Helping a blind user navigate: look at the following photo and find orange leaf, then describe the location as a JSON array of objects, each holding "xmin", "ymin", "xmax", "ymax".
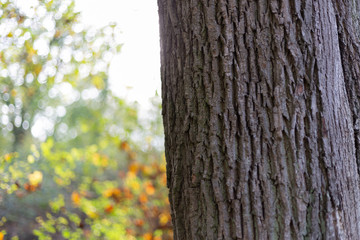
[
  {"xmin": 143, "ymin": 233, "xmax": 152, "ymax": 240},
  {"xmin": 161, "ymin": 173, "xmax": 167, "ymax": 186},
  {"xmin": 145, "ymin": 183, "xmax": 155, "ymax": 196},
  {"xmin": 103, "ymin": 188, "xmax": 122, "ymax": 203},
  {"xmin": 139, "ymin": 193, "xmax": 148, "ymax": 204},
  {"xmin": 101, "ymin": 155, "xmax": 109, "ymax": 167},
  {"xmin": 134, "ymin": 219, "xmax": 144, "ymax": 227},
  {"xmin": 104, "ymin": 204, "xmax": 114, "ymax": 214},
  {"xmin": 104, "ymin": 188, "xmax": 120, "ymax": 197},
  {"xmin": 71, "ymin": 192, "xmax": 81, "ymax": 206},
  {"xmin": 123, "ymin": 187, "xmax": 133, "ymax": 199},
  {"xmin": 128, "ymin": 163, "xmax": 139, "ymax": 174},
  {"xmin": 119, "ymin": 141, "xmax": 130, "ymax": 152},
  {"xmin": 128, "ymin": 151, "xmax": 137, "ymax": 160},
  {"xmin": 24, "ymin": 182, "xmax": 38, "ymax": 192}
]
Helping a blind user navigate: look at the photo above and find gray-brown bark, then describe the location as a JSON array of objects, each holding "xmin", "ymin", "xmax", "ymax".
[{"xmin": 158, "ymin": 0, "xmax": 360, "ymax": 239}]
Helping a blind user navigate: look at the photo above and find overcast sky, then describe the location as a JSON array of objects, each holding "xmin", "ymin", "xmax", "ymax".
[{"xmin": 75, "ymin": 0, "xmax": 161, "ymax": 109}]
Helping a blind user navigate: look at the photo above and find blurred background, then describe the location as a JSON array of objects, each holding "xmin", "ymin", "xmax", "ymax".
[
  {"xmin": 75, "ymin": 0, "xmax": 161, "ymax": 109},
  {"xmin": 0, "ymin": 0, "xmax": 171, "ymax": 239}
]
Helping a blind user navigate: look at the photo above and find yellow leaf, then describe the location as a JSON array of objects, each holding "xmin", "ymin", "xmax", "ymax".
[
  {"xmin": 25, "ymin": 41, "xmax": 37, "ymax": 62},
  {"xmin": 92, "ymin": 153, "xmax": 101, "ymax": 166},
  {"xmin": 161, "ymin": 173, "xmax": 167, "ymax": 186},
  {"xmin": 92, "ymin": 153, "xmax": 109, "ymax": 167},
  {"xmin": 4, "ymin": 153, "xmax": 12, "ymax": 162},
  {"xmin": 10, "ymin": 89, "xmax": 16, "ymax": 97},
  {"xmin": 129, "ymin": 180, "xmax": 140, "ymax": 191},
  {"xmin": 54, "ymin": 177, "xmax": 65, "ymax": 186},
  {"xmin": 0, "ymin": 232, "xmax": 4, "ymax": 240},
  {"xmin": 27, "ymin": 155, "xmax": 35, "ymax": 164},
  {"xmin": 103, "ymin": 188, "xmax": 121, "ymax": 199},
  {"xmin": 92, "ymin": 75, "xmax": 104, "ymax": 89},
  {"xmin": 101, "ymin": 155, "xmax": 108, "ymax": 167},
  {"xmin": 127, "ymin": 171, "xmax": 136, "ymax": 179},
  {"xmin": 142, "ymin": 166, "xmax": 153, "ymax": 177},
  {"xmin": 86, "ymin": 210, "xmax": 98, "ymax": 219},
  {"xmin": 34, "ymin": 64, "xmax": 42, "ymax": 75},
  {"xmin": 28, "ymin": 171, "xmax": 43, "ymax": 186},
  {"xmin": 159, "ymin": 161, "xmax": 166, "ymax": 173},
  {"xmin": 159, "ymin": 213, "xmax": 170, "ymax": 226}
]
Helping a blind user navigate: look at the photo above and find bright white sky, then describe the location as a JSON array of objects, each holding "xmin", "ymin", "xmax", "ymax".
[{"xmin": 75, "ymin": 0, "xmax": 161, "ymax": 109}]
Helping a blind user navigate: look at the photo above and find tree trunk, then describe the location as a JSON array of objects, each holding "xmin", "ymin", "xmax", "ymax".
[{"xmin": 158, "ymin": 0, "xmax": 360, "ymax": 239}]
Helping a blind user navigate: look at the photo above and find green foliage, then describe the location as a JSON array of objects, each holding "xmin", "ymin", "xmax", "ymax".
[
  {"xmin": 0, "ymin": 0, "xmax": 121, "ymax": 152},
  {"xmin": 0, "ymin": 0, "xmax": 171, "ymax": 239}
]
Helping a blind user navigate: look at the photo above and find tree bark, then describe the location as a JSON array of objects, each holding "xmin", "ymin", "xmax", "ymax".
[{"xmin": 158, "ymin": 0, "xmax": 360, "ymax": 239}]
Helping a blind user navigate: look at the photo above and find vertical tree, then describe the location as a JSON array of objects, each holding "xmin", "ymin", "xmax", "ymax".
[{"xmin": 158, "ymin": 0, "xmax": 360, "ymax": 239}]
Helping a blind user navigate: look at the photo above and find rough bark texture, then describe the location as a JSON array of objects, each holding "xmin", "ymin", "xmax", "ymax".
[{"xmin": 158, "ymin": 0, "xmax": 360, "ymax": 239}]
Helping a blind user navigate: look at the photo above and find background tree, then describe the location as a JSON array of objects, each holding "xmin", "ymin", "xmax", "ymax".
[
  {"xmin": 0, "ymin": 0, "xmax": 120, "ymax": 152},
  {"xmin": 158, "ymin": 0, "xmax": 360, "ymax": 239},
  {"xmin": 0, "ymin": 0, "xmax": 171, "ymax": 239}
]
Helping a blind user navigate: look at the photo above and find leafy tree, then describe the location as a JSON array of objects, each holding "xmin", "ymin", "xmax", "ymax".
[{"xmin": 0, "ymin": 0, "xmax": 120, "ymax": 152}]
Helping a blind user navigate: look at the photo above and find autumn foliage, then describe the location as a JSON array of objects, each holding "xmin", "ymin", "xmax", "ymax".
[
  {"xmin": 1, "ymin": 139, "xmax": 172, "ymax": 239},
  {"xmin": 0, "ymin": 0, "xmax": 171, "ymax": 239}
]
